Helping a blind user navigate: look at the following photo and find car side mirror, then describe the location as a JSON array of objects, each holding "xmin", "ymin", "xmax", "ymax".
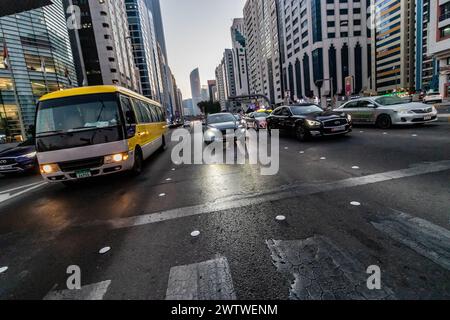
[{"xmin": 367, "ymin": 104, "xmax": 377, "ymax": 109}]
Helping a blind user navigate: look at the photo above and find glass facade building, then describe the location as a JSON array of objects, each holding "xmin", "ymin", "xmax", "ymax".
[{"xmin": 0, "ymin": 0, "xmax": 75, "ymax": 140}]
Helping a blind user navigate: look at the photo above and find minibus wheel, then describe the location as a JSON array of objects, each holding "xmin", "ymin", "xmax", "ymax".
[{"xmin": 132, "ymin": 148, "xmax": 143, "ymax": 175}]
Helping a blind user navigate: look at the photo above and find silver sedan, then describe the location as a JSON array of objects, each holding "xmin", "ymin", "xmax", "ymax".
[{"xmin": 335, "ymin": 96, "xmax": 438, "ymax": 129}]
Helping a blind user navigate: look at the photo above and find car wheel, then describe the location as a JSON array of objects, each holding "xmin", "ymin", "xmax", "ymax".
[
  {"xmin": 295, "ymin": 124, "xmax": 309, "ymax": 142},
  {"xmin": 376, "ymin": 114, "xmax": 392, "ymax": 129},
  {"xmin": 131, "ymin": 148, "xmax": 143, "ymax": 176}
]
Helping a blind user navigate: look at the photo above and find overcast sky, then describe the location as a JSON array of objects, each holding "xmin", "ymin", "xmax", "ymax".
[{"xmin": 160, "ymin": 0, "xmax": 246, "ymax": 100}]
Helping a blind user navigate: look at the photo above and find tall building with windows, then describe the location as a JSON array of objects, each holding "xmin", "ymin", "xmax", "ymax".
[
  {"xmin": 278, "ymin": 0, "xmax": 372, "ymax": 101},
  {"xmin": 71, "ymin": 0, "xmax": 139, "ymax": 91},
  {"xmin": 215, "ymin": 61, "xmax": 228, "ymax": 110},
  {"xmin": 231, "ymin": 18, "xmax": 249, "ymax": 97},
  {"xmin": 372, "ymin": 0, "xmax": 416, "ymax": 93},
  {"xmin": 207, "ymin": 80, "xmax": 217, "ymax": 102},
  {"xmin": 244, "ymin": 0, "xmax": 283, "ymax": 105},
  {"xmin": 190, "ymin": 68, "xmax": 201, "ymax": 116},
  {"xmin": 0, "ymin": 0, "xmax": 76, "ymax": 140},
  {"xmin": 125, "ymin": 0, "xmax": 161, "ymax": 101},
  {"xmin": 145, "ymin": 0, "xmax": 168, "ymax": 63},
  {"xmin": 429, "ymin": 0, "xmax": 450, "ymax": 97}
]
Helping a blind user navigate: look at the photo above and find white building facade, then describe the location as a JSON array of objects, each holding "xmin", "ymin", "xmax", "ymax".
[{"xmin": 278, "ymin": 0, "xmax": 372, "ymax": 101}]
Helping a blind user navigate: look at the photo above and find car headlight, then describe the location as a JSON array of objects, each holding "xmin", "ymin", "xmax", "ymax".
[
  {"xmin": 40, "ymin": 163, "xmax": 60, "ymax": 174},
  {"xmin": 346, "ymin": 114, "xmax": 352, "ymax": 121},
  {"xmin": 104, "ymin": 152, "xmax": 129, "ymax": 164},
  {"xmin": 18, "ymin": 152, "xmax": 37, "ymax": 159},
  {"xmin": 398, "ymin": 109, "xmax": 414, "ymax": 114},
  {"xmin": 306, "ymin": 119, "xmax": 321, "ymax": 127}
]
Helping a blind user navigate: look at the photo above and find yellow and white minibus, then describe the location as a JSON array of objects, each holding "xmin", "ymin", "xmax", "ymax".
[{"xmin": 35, "ymin": 85, "xmax": 168, "ymax": 183}]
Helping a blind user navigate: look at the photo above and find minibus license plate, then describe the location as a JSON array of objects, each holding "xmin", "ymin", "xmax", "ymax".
[{"xmin": 76, "ymin": 169, "xmax": 92, "ymax": 179}]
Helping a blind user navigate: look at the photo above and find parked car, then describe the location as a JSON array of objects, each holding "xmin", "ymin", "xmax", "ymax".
[
  {"xmin": 423, "ymin": 91, "xmax": 443, "ymax": 104},
  {"xmin": 267, "ymin": 104, "xmax": 352, "ymax": 141},
  {"xmin": 203, "ymin": 113, "xmax": 246, "ymax": 144},
  {"xmin": 183, "ymin": 120, "xmax": 191, "ymax": 128},
  {"xmin": 244, "ymin": 112, "xmax": 269, "ymax": 131},
  {"xmin": 0, "ymin": 138, "xmax": 37, "ymax": 174},
  {"xmin": 336, "ymin": 96, "xmax": 438, "ymax": 129}
]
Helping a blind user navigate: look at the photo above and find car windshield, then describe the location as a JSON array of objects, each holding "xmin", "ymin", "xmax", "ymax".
[
  {"xmin": 375, "ymin": 96, "xmax": 406, "ymax": 106},
  {"xmin": 427, "ymin": 92, "xmax": 440, "ymax": 96},
  {"xmin": 291, "ymin": 105, "xmax": 323, "ymax": 115},
  {"xmin": 207, "ymin": 114, "xmax": 236, "ymax": 124},
  {"xmin": 36, "ymin": 93, "xmax": 121, "ymax": 135}
]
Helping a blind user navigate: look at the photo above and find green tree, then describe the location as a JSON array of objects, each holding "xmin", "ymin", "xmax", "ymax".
[{"xmin": 197, "ymin": 101, "xmax": 221, "ymax": 116}]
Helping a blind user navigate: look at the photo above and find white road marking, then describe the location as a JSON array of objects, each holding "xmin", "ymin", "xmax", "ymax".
[
  {"xmin": 191, "ymin": 230, "xmax": 200, "ymax": 237},
  {"xmin": 159, "ymin": 193, "xmax": 166, "ymax": 197},
  {"xmin": 166, "ymin": 256, "xmax": 236, "ymax": 300},
  {"xmin": 412, "ymin": 134, "xmax": 418, "ymax": 137},
  {"xmin": 0, "ymin": 182, "xmax": 47, "ymax": 205},
  {"xmin": 0, "ymin": 181, "xmax": 44, "ymax": 194},
  {"xmin": 0, "ymin": 266, "xmax": 8, "ymax": 274},
  {"xmin": 43, "ymin": 280, "xmax": 111, "ymax": 300},
  {"xmin": 78, "ymin": 160, "xmax": 450, "ymax": 231},
  {"xmin": 372, "ymin": 210, "xmax": 450, "ymax": 271},
  {"xmin": 299, "ymin": 151, "xmax": 305, "ymax": 154},
  {"xmin": 166, "ymin": 178, "xmax": 172, "ymax": 181},
  {"xmin": 266, "ymin": 236, "xmax": 395, "ymax": 300},
  {"xmin": 276, "ymin": 215, "xmax": 286, "ymax": 221},
  {"xmin": 350, "ymin": 201, "xmax": 361, "ymax": 206},
  {"xmin": 320, "ymin": 157, "xmax": 326, "ymax": 160},
  {"xmin": 99, "ymin": 247, "xmax": 111, "ymax": 254},
  {"xmin": 383, "ymin": 132, "xmax": 388, "ymax": 135},
  {"xmin": 352, "ymin": 166, "xmax": 360, "ymax": 170}
]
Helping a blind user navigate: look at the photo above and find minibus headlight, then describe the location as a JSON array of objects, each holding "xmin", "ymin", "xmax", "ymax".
[
  {"xmin": 104, "ymin": 153, "xmax": 129, "ymax": 164},
  {"xmin": 40, "ymin": 163, "xmax": 60, "ymax": 174}
]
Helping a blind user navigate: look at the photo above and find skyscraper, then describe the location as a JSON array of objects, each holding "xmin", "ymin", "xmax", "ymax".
[
  {"xmin": 0, "ymin": 0, "xmax": 76, "ymax": 139},
  {"xmin": 230, "ymin": 18, "xmax": 249, "ymax": 97},
  {"xmin": 278, "ymin": 0, "xmax": 372, "ymax": 100},
  {"xmin": 146, "ymin": 0, "xmax": 168, "ymax": 63},
  {"xmin": 372, "ymin": 0, "xmax": 416, "ymax": 93},
  {"xmin": 71, "ymin": 0, "xmax": 139, "ymax": 91},
  {"xmin": 207, "ymin": 80, "xmax": 218, "ymax": 102},
  {"xmin": 244, "ymin": 0, "xmax": 283, "ymax": 105},
  {"xmin": 125, "ymin": 0, "xmax": 161, "ymax": 101},
  {"xmin": 190, "ymin": 68, "xmax": 201, "ymax": 116}
]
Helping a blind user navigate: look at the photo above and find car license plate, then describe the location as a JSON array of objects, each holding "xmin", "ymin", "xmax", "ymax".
[
  {"xmin": 0, "ymin": 165, "xmax": 13, "ymax": 170},
  {"xmin": 424, "ymin": 115, "xmax": 432, "ymax": 121},
  {"xmin": 331, "ymin": 126, "xmax": 346, "ymax": 132},
  {"xmin": 75, "ymin": 169, "xmax": 92, "ymax": 179}
]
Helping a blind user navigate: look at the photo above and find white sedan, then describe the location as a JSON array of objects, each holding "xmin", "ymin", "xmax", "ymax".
[{"xmin": 336, "ymin": 96, "xmax": 438, "ymax": 129}]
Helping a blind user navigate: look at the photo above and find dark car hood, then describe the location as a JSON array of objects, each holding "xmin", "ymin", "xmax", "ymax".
[
  {"xmin": 208, "ymin": 121, "xmax": 238, "ymax": 130},
  {"xmin": 303, "ymin": 111, "xmax": 346, "ymax": 121},
  {"xmin": 0, "ymin": 145, "xmax": 35, "ymax": 158}
]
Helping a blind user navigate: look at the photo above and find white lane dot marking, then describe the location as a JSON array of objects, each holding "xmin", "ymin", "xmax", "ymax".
[
  {"xmin": 191, "ymin": 230, "xmax": 200, "ymax": 237},
  {"xmin": 320, "ymin": 157, "xmax": 326, "ymax": 160},
  {"xmin": 360, "ymin": 131, "xmax": 364, "ymax": 133},
  {"xmin": 276, "ymin": 215, "xmax": 286, "ymax": 221},
  {"xmin": 412, "ymin": 134, "xmax": 418, "ymax": 137},
  {"xmin": 350, "ymin": 201, "xmax": 361, "ymax": 206},
  {"xmin": 352, "ymin": 166, "xmax": 360, "ymax": 170},
  {"xmin": 284, "ymin": 147, "xmax": 289, "ymax": 150},
  {"xmin": 172, "ymin": 168, "xmax": 176, "ymax": 171},
  {"xmin": 166, "ymin": 178, "xmax": 172, "ymax": 181},
  {"xmin": 159, "ymin": 193, "xmax": 166, "ymax": 197},
  {"xmin": 383, "ymin": 132, "xmax": 388, "ymax": 135},
  {"xmin": 0, "ymin": 266, "xmax": 8, "ymax": 274},
  {"xmin": 299, "ymin": 151, "xmax": 305, "ymax": 154},
  {"xmin": 99, "ymin": 247, "xmax": 111, "ymax": 254}
]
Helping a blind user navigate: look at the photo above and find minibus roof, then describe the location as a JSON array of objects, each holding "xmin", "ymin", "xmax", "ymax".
[{"xmin": 38, "ymin": 85, "xmax": 161, "ymax": 107}]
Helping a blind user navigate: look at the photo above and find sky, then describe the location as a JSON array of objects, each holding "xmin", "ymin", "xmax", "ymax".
[{"xmin": 160, "ymin": 0, "xmax": 246, "ymax": 100}]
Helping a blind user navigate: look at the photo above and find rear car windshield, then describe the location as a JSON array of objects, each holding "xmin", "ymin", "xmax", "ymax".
[{"xmin": 291, "ymin": 105, "xmax": 323, "ymax": 115}]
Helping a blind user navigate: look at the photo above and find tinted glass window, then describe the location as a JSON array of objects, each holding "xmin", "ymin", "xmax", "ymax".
[
  {"xmin": 344, "ymin": 101, "xmax": 359, "ymax": 109},
  {"xmin": 120, "ymin": 96, "xmax": 136, "ymax": 125},
  {"xmin": 291, "ymin": 105, "xmax": 323, "ymax": 115},
  {"xmin": 134, "ymin": 99, "xmax": 151, "ymax": 123}
]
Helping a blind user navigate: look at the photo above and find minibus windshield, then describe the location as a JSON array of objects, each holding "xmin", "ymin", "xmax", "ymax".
[{"xmin": 36, "ymin": 93, "xmax": 122, "ymax": 136}]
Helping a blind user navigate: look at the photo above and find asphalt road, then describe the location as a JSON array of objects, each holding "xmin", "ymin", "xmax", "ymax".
[{"xmin": 0, "ymin": 123, "xmax": 449, "ymax": 300}]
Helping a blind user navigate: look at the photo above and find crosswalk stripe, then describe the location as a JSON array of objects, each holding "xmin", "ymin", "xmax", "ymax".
[
  {"xmin": 43, "ymin": 280, "xmax": 111, "ymax": 300},
  {"xmin": 166, "ymin": 256, "xmax": 236, "ymax": 300},
  {"xmin": 266, "ymin": 236, "xmax": 395, "ymax": 300},
  {"xmin": 372, "ymin": 210, "xmax": 450, "ymax": 271}
]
